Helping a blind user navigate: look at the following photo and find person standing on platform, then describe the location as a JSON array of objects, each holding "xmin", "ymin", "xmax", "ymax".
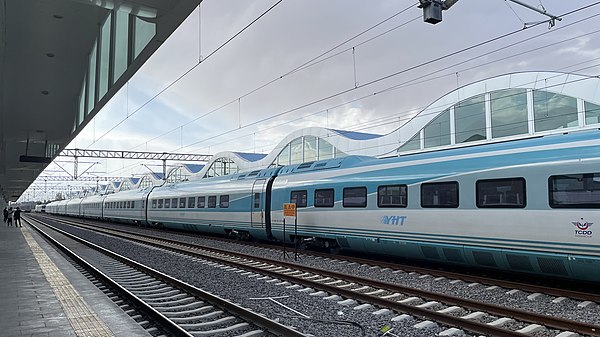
[
  {"xmin": 3, "ymin": 208, "xmax": 7, "ymax": 224},
  {"xmin": 14, "ymin": 207, "xmax": 22, "ymax": 227},
  {"xmin": 7, "ymin": 207, "xmax": 12, "ymax": 226}
]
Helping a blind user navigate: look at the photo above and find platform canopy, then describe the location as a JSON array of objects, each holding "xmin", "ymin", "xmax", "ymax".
[{"xmin": 0, "ymin": 0, "xmax": 202, "ymax": 204}]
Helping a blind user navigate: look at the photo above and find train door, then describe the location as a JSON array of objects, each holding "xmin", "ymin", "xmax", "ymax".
[{"xmin": 251, "ymin": 179, "xmax": 267, "ymax": 228}]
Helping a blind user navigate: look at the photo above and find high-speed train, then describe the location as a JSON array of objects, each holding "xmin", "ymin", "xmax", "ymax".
[{"xmin": 46, "ymin": 130, "xmax": 600, "ymax": 282}]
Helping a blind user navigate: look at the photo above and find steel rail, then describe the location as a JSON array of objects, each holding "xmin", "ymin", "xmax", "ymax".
[
  {"xmin": 28, "ymin": 217, "xmax": 307, "ymax": 337},
  {"xmin": 48, "ymin": 217, "xmax": 600, "ymax": 337},
  {"xmin": 301, "ymin": 249, "xmax": 600, "ymax": 303},
  {"xmin": 148, "ymin": 226, "xmax": 600, "ymax": 304},
  {"xmin": 24, "ymin": 217, "xmax": 194, "ymax": 337}
]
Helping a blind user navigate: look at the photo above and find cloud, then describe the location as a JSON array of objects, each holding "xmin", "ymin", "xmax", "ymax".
[
  {"xmin": 25, "ymin": 0, "xmax": 600, "ymax": 199},
  {"xmin": 558, "ymin": 35, "xmax": 600, "ymax": 59}
]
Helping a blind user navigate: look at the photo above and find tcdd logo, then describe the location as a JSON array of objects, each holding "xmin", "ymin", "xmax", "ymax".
[
  {"xmin": 572, "ymin": 219, "xmax": 593, "ymax": 237},
  {"xmin": 381, "ymin": 215, "xmax": 407, "ymax": 226}
]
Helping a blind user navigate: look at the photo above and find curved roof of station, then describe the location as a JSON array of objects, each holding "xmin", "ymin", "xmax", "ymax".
[
  {"xmin": 54, "ymin": 70, "xmax": 600, "ymax": 194},
  {"xmin": 188, "ymin": 71, "xmax": 600, "ymax": 179}
]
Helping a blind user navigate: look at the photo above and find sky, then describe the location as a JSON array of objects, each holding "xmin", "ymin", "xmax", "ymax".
[{"xmin": 22, "ymin": 0, "xmax": 600, "ymax": 201}]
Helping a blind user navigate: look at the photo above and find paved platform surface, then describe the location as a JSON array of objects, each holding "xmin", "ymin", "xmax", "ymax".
[{"xmin": 0, "ymin": 217, "xmax": 151, "ymax": 337}]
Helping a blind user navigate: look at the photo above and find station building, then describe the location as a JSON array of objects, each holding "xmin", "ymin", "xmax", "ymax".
[{"xmin": 189, "ymin": 71, "xmax": 600, "ymax": 181}]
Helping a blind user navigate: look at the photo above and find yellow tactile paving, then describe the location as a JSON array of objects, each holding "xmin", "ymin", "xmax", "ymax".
[{"xmin": 21, "ymin": 226, "xmax": 116, "ymax": 337}]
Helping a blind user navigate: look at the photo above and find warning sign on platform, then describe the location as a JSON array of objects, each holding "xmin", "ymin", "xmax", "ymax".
[{"xmin": 283, "ymin": 203, "xmax": 296, "ymax": 217}]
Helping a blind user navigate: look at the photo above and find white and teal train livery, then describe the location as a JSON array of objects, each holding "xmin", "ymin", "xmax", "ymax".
[{"xmin": 46, "ymin": 129, "xmax": 600, "ymax": 282}]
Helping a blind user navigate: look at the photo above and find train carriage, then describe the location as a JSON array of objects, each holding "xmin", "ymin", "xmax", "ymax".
[
  {"xmin": 65, "ymin": 198, "xmax": 83, "ymax": 217},
  {"xmin": 147, "ymin": 167, "xmax": 280, "ymax": 239},
  {"xmin": 80, "ymin": 194, "xmax": 106, "ymax": 219},
  {"xmin": 103, "ymin": 188, "xmax": 151, "ymax": 224},
  {"xmin": 269, "ymin": 130, "xmax": 600, "ymax": 281}
]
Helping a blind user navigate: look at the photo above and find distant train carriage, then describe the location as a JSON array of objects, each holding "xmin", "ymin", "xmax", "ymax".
[
  {"xmin": 103, "ymin": 188, "xmax": 152, "ymax": 225},
  {"xmin": 65, "ymin": 198, "xmax": 83, "ymax": 217},
  {"xmin": 80, "ymin": 195, "xmax": 106, "ymax": 219},
  {"xmin": 145, "ymin": 169, "xmax": 281, "ymax": 239},
  {"xmin": 47, "ymin": 199, "xmax": 69, "ymax": 215}
]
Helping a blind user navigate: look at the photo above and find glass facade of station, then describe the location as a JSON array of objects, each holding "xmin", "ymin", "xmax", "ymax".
[
  {"xmin": 167, "ymin": 166, "xmax": 197, "ymax": 182},
  {"xmin": 75, "ymin": 10, "xmax": 156, "ymax": 130},
  {"xmin": 120, "ymin": 180, "xmax": 132, "ymax": 191},
  {"xmin": 138, "ymin": 176, "xmax": 153, "ymax": 189},
  {"xmin": 272, "ymin": 136, "xmax": 345, "ymax": 167},
  {"xmin": 399, "ymin": 88, "xmax": 600, "ymax": 153},
  {"xmin": 203, "ymin": 158, "xmax": 239, "ymax": 178}
]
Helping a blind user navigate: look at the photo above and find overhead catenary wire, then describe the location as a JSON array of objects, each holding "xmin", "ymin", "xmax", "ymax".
[
  {"xmin": 178, "ymin": 10, "xmax": 600, "ymax": 152},
  {"xmin": 130, "ymin": 5, "xmax": 421, "ymax": 150},
  {"xmin": 136, "ymin": 2, "xmax": 600, "ymax": 155},
  {"xmin": 101, "ymin": 66, "xmax": 600, "ymax": 178},
  {"xmin": 63, "ymin": 38, "xmax": 600, "ymax": 180},
  {"xmin": 89, "ymin": 0, "xmax": 286, "ymax": 147},
  {"xmin": 97, "ymin": 36, "xmax": 600, "ymax": 179},
  {"xmin": 90, "ymin": 2, "xmax": 419, "ymax": 150},
  {"xmin": 39, "ymin": 2, "xmax": 600, "ymax": 186}
]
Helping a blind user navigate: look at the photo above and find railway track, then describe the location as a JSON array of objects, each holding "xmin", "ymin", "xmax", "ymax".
[
  {"xmin": 50, "ymin": 214, "xmax": 599, "ymax": 304},
  {"xmin": 31, "ymin": 215, "xmax": 600, "ymax": 337},
  {"xmin": 26, "ymin": 216, "xmax": 307, "ymax": 337}
]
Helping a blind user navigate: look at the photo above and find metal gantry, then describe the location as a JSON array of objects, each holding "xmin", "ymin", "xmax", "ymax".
[
  {"xmin": 59, "ymin": 149, "xmax": 211, "ymax": 180},
  {"xmin": 37, "ymin": 176, "xmax": 127, "ymax": 182}
]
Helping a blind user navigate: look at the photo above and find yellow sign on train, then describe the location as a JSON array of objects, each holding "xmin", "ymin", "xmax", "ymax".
[{"xmin": 283, "ymin": 203, "xmax": 296, "ymax": 217}]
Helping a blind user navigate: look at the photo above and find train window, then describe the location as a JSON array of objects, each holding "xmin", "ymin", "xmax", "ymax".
[
  {"xmin": 421, "ymin": 182, "xmax": 459, "ymax": 208},
  {"xmin": 188, "ymin": 197, "xmax": 196, "ymax": 208},
  {"xmin": 290, "ymin": 190, "xmax": 307, "ymax": 208},
  {"xmin": 198, "ymin": 196, "xmax": 206, "ymax": 208},
  {"xmin": 157, "ymin": 199, "xmax": 163, "ymax": 208},
  {"xmin": 164, "ymin": 199, "xmax": 171, "ymax": 208},
  {"xmin": 343, "ymin": 187, "xmax": 367, "ymax": 207},
  {"xmin": 131, "ymin": 201, "xmax": 136, "ymax": 208},
  {"xmin": 477, "ymin": 178, "xmax": 526, "ymax": 208},
  {"xmin": 254, "ymin": 193, "xmax": 260, "ymax": 209},
  {"xmin": 171, "ymin": 198, "xmax": 178, "ymax": 208},
  {"xmin": 315, "ymin": 189, "xmax": 334, "ymax": 207},
  {"xmin": 220, "ymin": 195, "xmax": 230, "ymax": 208},
  {"xmin": 126, "ymin": 201, "xmax": 130, "ymax": 208},
  {"xmin": 179, "ymin": 198, "xmax": 186, "ymax": 208},
  {"xmin": 208, "ymin": 196, "xmax": 217, "ymax": 208},
  {"xmin": 549, "ymin": 173, "xmax": 600, "ymax": 208},
  {"xmin": 378, "ymin": 185, "xmax": 407, "ymax": 208}
]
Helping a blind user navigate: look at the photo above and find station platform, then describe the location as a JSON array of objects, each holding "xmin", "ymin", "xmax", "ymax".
[{"xmin": 0, "ymin": 218, "xmax": 151, "ymax": 337}]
